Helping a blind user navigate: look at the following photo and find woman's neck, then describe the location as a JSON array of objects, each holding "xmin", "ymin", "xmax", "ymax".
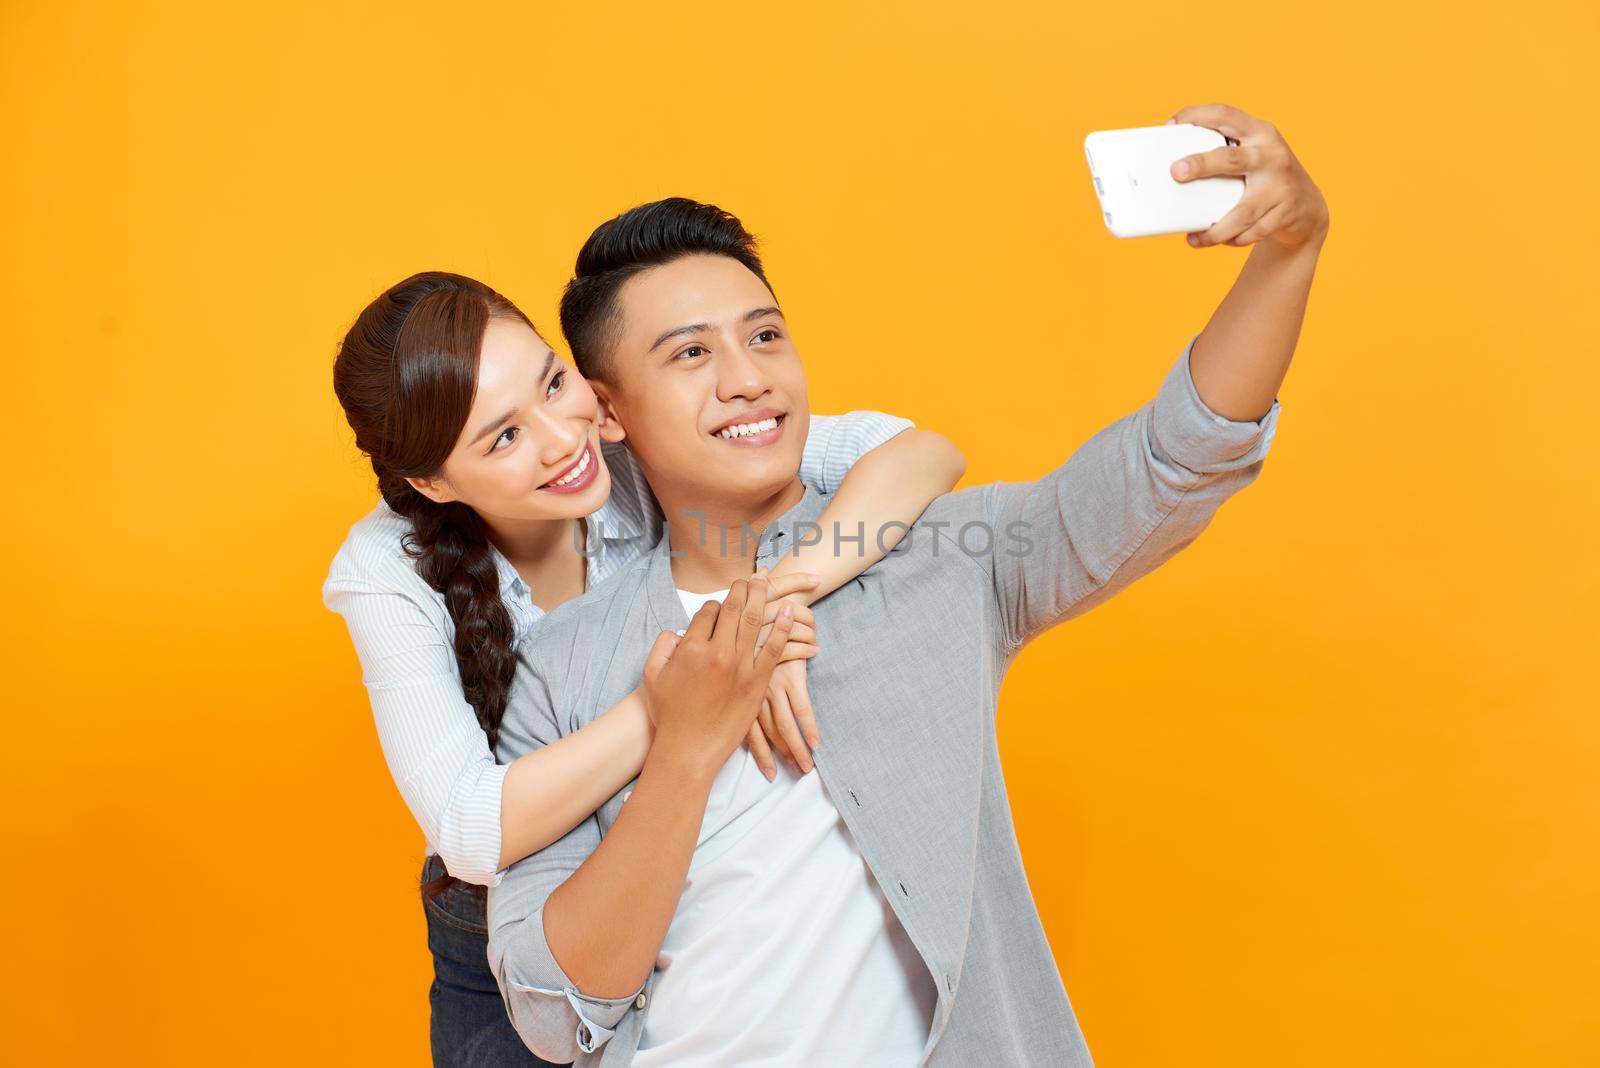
[{"xmin": 484, "ymin": 514, "xmax": 588, "ymax": 612}]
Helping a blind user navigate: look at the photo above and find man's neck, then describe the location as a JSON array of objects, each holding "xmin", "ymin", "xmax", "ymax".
[{"xmin": 658, "ymin": 479, "xmax": 807, "ymax": 593}]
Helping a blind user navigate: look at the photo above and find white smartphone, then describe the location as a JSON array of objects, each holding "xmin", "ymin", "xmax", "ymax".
[{"xmin": 1084, "ymin": 124, "xmax": 1245, "ymax": 239}]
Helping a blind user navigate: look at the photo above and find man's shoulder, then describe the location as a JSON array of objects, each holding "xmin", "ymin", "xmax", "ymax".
[
  {"xmin": 519, "ymin": 550, "xmax": 656, "ymax": 670},
  {"xmin": 919, "ymin": 483, "xmax": 993, "ymax": 527},
  {"xmin": 871, "ymin": 484, "xmax": 996, "ymax": 575},
  {"xmin": 500, "ymin": 551, "xmax": 657, "ymax": 758}
]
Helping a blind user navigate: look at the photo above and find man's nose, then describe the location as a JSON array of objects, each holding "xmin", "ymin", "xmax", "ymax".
[{"xmin": 715, "ymin": 340, "xmax": 770, "ymax": 402}]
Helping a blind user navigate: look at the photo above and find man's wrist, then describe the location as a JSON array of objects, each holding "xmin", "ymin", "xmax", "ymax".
[
  {"xmin": 1265, "ymin": 225, "xmax": 1328, "ymax": 260},
  {"xmin": 644, "ymin": 730, "xmax": 725, "ymax": 790}
]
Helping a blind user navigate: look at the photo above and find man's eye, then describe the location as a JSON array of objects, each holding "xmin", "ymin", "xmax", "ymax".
[
  {"xmin": 676, "ymin": 345, "xmax": 708, "ymax": 360},
  {"xmin": 491, "ymin": 426, "xmax": 518, "ymax": 452},
  {"xmin": 546, "ymin": 370, "xmax": 566, "ymax": 398},
  {"xmin": 753, "ymin": 329, "xmax": 781, "ymax": 344}
]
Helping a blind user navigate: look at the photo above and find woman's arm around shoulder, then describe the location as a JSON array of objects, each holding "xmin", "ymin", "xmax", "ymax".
[{"xmin": 323, "ymin": 516, "xmax": 654, "ymax": 882}]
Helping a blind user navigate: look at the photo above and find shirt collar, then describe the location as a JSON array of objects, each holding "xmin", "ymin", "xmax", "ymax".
[{"xmin": 645, "ymin": 484, "xmax": 828, "ymax": 632}]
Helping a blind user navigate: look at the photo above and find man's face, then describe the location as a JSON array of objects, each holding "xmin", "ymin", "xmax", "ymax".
[{"xmin": 593, "ymin": 253, "xmax": 810, "ymax": 513}]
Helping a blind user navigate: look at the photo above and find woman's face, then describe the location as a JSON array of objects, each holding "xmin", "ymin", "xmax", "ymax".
[{"xmin": 406, "ymin": 317, "xmax": 613, "ymax": 526}]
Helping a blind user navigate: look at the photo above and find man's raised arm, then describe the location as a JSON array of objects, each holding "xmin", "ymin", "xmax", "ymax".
[{"xmin": 986, "ymin": 104, "xmax": 1324, "ymax": 649}]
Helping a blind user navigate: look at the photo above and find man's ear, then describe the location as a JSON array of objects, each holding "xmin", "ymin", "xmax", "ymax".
[
  {"xmin": 405, "ymin": 474, "xmax": 457, "ymax": 504},
  {"xmin": 592, "ymin": 382, "xmax": 627, "ymax": 445}
]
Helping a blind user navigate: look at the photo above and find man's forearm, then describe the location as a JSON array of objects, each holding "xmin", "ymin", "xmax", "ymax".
[
  {"xmin": 1189, "ymin": 235, "xmax": 1325, "ymax": 422},
  {"xmin": 541, "ymin": 744, "xmax": 716, "ymax": 998}
]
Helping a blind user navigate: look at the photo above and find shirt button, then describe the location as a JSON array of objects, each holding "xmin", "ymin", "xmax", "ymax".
[{"xmin": 634, "ymin": 993, "xmax": 648, "ymax": 1009}]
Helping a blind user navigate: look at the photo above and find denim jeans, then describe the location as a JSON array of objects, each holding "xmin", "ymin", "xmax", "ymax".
[{"xmin": 423, "ymin": 854, "xmax": 568, "ymax": 1067}]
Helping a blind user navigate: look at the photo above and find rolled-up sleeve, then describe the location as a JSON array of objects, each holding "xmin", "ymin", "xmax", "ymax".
[
  {"xmin": 987, "ymin": 334, "xmax": 1280, "ymax": 649},
  {"xmin": 800, "ymin": 410, "xmax": 915, "ymax": 495},
  {"xmin": 487, "ymin": 645, "xmax": 644, "ymax": 1061}
]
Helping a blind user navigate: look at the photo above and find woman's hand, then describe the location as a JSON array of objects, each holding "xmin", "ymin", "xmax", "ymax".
[
  {"xmin": 1168, "ymin": 103, "xmax": 1329, "ymax": 250},
  {"xmin": 760, "ymin": 570, "xmax": 819, "ymax": 652},
  {"xmin": 745, "ymin": 660, "xmax": 819, "ymax": 781},
  {"xmin": 742, "ymin": 569, "xmax": 821, "ymax": 780}
]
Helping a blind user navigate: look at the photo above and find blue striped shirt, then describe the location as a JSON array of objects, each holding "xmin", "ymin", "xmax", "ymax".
[{"xmin": 323, "ymin": 412, "xmax": 914, "ymax": 884}]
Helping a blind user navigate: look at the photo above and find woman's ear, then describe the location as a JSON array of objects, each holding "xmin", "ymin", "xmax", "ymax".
[
  {"xmin": 593, "ymin": 385, "xmax": 627, "ymax": 445},
  {"xmin": 405, "ymin": 474, "xmax": 457, "ymax": 504}
]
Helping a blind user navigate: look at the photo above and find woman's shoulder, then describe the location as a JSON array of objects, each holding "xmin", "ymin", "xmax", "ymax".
[{"xmin": 323, "ymin": 501, "xmax": 434, "ymax": 603}]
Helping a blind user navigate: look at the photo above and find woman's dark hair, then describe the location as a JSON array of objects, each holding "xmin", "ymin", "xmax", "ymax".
[
  {"xmin": 333, "ymin": 271, "xmax": 534, "ymax": 756},
  {"xmin": 559, "ymin": 197, "xmax": 773, "ymax": 382}
]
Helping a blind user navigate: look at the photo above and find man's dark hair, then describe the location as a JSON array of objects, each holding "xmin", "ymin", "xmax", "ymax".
[{"xmin": 559, "ymin": 197, "xmax": 773, "ymax": 382}]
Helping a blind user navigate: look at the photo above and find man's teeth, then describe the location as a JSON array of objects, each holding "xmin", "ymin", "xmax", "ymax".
[
  {"xmin": 717, "ymin": 416, "xmax": 780, "ymax": 440},
  {"xmin": 549, "ymin": 447, "xmax": 591, "ymax": 487}
]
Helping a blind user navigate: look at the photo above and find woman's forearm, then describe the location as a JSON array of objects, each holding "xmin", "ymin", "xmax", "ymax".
[
  {"xmin": 771, "ymin": 428, "xmax": 966, "ymax": 601},
  {"xmin": 496, "ymin": 689, "xmax": 654, "ymax": 871}
]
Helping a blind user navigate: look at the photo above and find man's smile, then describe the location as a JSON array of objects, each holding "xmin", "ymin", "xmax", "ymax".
[{"xmin": 709, "ymin": 409, "xmax": 787, "ymax": 447}]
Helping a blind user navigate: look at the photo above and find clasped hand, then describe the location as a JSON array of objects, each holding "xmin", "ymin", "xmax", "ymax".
[{"xmin": 639, "ymin": 571, "xmax": 818, "ymax": 783}]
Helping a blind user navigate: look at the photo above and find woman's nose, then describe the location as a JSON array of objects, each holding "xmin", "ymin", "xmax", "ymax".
[{"xmin": 532, "ymin": 408, "xmax": 583, "ymax": 459}]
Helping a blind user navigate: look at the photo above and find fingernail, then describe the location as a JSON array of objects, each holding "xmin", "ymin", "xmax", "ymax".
[
  {"xmin": 763, "ymin": 765, "xmax": 775, "ymax": 781},
  {"xmin": 801, "ymin": 758, "xmax": 813, "ymax": 774},
  {"xmin": 1173, "ymin": 160, "xmax": 1190, "ymax": 179},
  {"xmin": 1187, "ymin": 233, "xmax": 1200, "ymax": 247},
  {"xmin": 782, "ymin": 604, "xmax": 793, "ymax": 618},
  {"xmin": 1165, "ymin": 117, "xmax": 1176, "ymax": 125},
  {"xmin": 807, "ymin": 735, "xmax": 820, "ymax": 750}
]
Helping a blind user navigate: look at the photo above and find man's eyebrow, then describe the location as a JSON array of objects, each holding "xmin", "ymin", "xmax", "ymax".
[
  {"xmin": 468, "ymin": 350, "xmax": 556, "ymax": 446},
  {"xmin": 647, "ymin": 308, "xmax": 786, "ymax": 354},
  {"xmin": 648, "ymin": 322, "xmax": 709, "ymax": 353}
]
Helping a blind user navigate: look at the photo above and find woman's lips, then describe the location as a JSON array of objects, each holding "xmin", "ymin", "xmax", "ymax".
[{"xmin": 539, "ymin": 442, "xmax": 598, "ymax": 494}]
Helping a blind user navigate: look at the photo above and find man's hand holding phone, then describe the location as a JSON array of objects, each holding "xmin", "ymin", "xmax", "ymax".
[{"xmin": 1167, "ymin": 103, "xmax": 1329, "ymax": 250}]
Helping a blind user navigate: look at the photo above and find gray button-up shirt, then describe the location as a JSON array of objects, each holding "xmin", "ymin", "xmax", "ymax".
[{"xmin": 488, "ymin": 338, "xmax": 1281, "ymax": 1066}]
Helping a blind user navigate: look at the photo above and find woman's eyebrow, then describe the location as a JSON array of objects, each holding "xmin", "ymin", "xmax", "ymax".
[
  {"xmin": 469, "ymin": 409, "xmax": 517, "ymax": 447},
  {"xmin": 744, "ymin": 306, "xmax": 783, "ymax": 322},
  {"xmin": 468, "ymin": 352, "xmax": 555, "ymax": 445}
]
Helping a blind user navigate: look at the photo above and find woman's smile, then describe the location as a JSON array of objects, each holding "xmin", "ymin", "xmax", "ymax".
[{"xmin": 538, "ymin": 440, "xmax": 599, "ymax": 494}]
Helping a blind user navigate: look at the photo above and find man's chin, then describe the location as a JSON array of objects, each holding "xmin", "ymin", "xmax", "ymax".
[{"xmin": 665, "ymin": 463, "xmax": 802, "ymax": 515}]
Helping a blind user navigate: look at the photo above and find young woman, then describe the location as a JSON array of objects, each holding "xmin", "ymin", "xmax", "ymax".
[{"xmin": 323, "ymin": 271, "xmax": 965, "ymax": 1067}]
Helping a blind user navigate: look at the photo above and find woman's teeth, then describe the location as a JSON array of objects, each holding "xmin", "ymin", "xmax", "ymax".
[
  {"xmin": 717, "ymin": 416, "xmax": 780, "ymax": 440},
  {"xmin": 548, "ymin": 447, "xmax": 591, "ymax": 487}
]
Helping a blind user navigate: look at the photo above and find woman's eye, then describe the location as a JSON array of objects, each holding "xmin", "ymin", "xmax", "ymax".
[
  {"xmin": 753, "ymin": 329, "xmax": 781, "ymax": 344},
  {"xmin": 546, "ymin": 370, "xmax": 566, "ymax": 398},
  {"xmin": 676, "ymin": 345, "xmax": 708, "ymax": 360},
  {"xmin": 491, "ymin": 426, "xmax": 518, "ymax": 452}
]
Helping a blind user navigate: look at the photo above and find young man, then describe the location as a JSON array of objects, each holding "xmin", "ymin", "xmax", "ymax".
[{"xmin": 488, "ymin": 104, "xmax": 1326, "ymax": 1067}]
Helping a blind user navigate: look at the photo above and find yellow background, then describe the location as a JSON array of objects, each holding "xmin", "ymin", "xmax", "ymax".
[{"xmin": 4, "ymin": 1, "xmax": 1596, "ymax": 1064}]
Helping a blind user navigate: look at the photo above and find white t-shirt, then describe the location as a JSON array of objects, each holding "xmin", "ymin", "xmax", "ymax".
[{"xmin": 629, "ymin": 587, "xmax": 938, "ymax": 1067}]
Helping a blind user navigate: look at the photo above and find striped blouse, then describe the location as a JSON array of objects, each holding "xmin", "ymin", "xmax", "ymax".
[{"xmin": 322, "ymin": 411, "xmax": 914, "ymax": 885}]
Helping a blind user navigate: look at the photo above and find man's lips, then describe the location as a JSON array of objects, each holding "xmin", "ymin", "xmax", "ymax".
[
  {"xmin": 710, "ymin": 410, "xmax": 787, "ymax": 448},
  {"xmin": 539, "ymin": 442, "xmax": 598, "ymax": 493}
]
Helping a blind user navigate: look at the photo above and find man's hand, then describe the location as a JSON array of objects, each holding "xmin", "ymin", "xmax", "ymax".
[
  {"xmin": 641, "ymin": 577, "xmax": 795, "ymax": 781},
  {"xmin": 1168, "ymin": 103, "xmax": 1329, "ymax": 250}
]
